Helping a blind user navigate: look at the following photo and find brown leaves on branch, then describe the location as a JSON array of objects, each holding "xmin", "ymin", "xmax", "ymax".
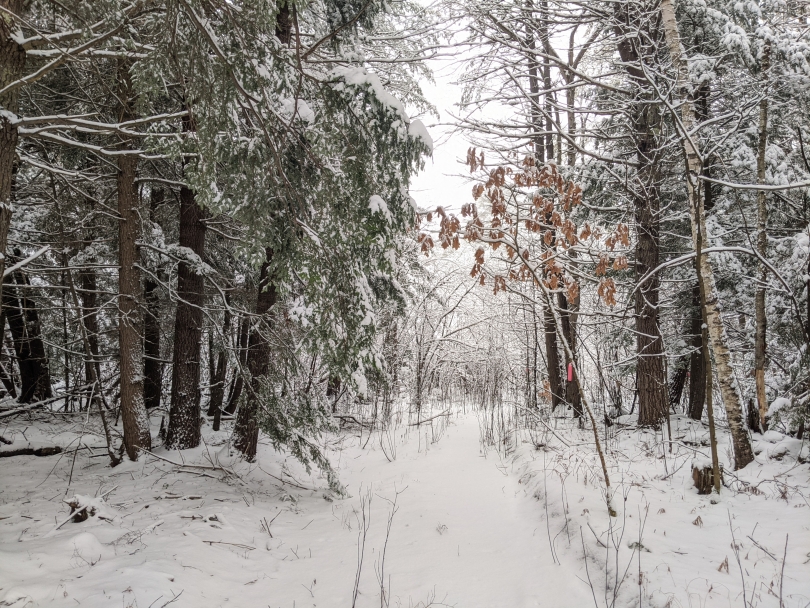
[
  {"xmin": 417, "ymin": 149, "xmax": 628, "ymax": 308},
  {"xmin": 598, "ymin": 278, "xmax": 617, "ymax": 307}
]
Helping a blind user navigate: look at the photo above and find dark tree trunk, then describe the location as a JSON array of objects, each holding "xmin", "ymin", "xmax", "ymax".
[
  {"xmin": 559, "ymin": 292, "xmax": 582, "ymax": 416},
  {"xmin": 208, "ymin": 293, "xmax": 232, "ymax": 427},
  {"xmin": 0, "ymin": 311, "xmax": 16, "ymax": 398},
  {"xmin": 543, "ymin": 304, "xmax": 563, "ymax": 410},
  {"xmin": 327, "ymin": 376, "xmax": 341, "ymax": 414},
  {"xmin": 633, "ymin": 114, "xmax": 667, "ymax": 427},
  {"xmin": 688, "ymin": 284, "xmax": 706, "ymax": 420},
  {"xmin": 143, "ymin": 188, "xmax": 165, "ymax": 411},
  {"xmin": 525, "ymin": 11, "xmax": 565, "ymax": 411},
  {"xmin": 225, "ymin": 313, "xmax": 249, "ymax": 415},
  {"xmin": 165, "ymin": 185, "xmax": 207, "ymax": 449},
  {"xmin": 143, "ymin": 274, "xmax": 162, "ymax": 410},
  {"xmin": 613, "ymin": 9, "xmax": 668, "ymax": 427},
  {"xmin": 78, "ymin": 250, "xmax": 101, "ymax": 403},
  {"xmin": 117, "ymin": 153, "xmax": 150, "ymax": 458},
  {"xmin": 2, "ymin": 260, "xmax": 51, "ymax": 403},
  {"xmin": 0, "ymin": 1, "xmax": 25, "ymax": 303},
  {"xmin": 688, "ymin": 95, "xmax": 713, "ymax": 421},
  {"xmin": 116, "ymin": 57, "xmax": 150, "ymax": 460},
  {"xmin": 233, "ymin": 249, "xmax": 276, "ymax": 460},
  {"xmin": 668, "ymin": 363, "xmax": 687, "ymax": 413}
]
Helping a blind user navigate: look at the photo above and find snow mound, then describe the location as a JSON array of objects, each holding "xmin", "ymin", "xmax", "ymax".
[
  {"xmin": 767, "ymin": 397, "xmax": 790, "ymax": 416},
  {"xmin": 369, "ymin": 194, "xmax": 393, "ymax": 223},
  {"xmin": 69, "ymin": 532, "xmax": 111, "ymax": 563},
  {"xmin": 408, "ymin": 119, "xmax": 433, "ymax": 154}
]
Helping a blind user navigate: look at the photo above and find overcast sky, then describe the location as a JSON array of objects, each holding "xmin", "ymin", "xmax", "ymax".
[{"xmin": 409, "ymin": 57, "xmax": 471, "ymax": 215}]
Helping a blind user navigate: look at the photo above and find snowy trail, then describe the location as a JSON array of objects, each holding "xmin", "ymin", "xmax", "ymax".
[
  {"xmin": 0, "ymin": 414, "xmax": 590, "ymax": 608},
  {"xmin": 328, "ymin": 414, "xmax": 591, "ymax": 608},
  {"xmin": 3, "ymin": 412, "xmax": 809, "ymax": 607}
]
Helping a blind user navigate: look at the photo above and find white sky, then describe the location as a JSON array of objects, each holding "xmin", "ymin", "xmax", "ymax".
[{"xmin": 409, "ymin": 58, "xmax": 471, "ymax": 215}]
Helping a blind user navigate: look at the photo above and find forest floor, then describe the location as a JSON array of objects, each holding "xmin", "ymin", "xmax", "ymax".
[{"xmin": 0, "ymin": 408, "xmax": 808, "ymax": 608}]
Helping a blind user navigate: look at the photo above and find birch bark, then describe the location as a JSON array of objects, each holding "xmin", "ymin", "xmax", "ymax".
[{"xmin": 659, "ymin": 0, "xmax": 754, "ymax": 468}]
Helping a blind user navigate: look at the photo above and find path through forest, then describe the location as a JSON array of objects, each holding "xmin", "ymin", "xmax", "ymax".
[{"xmin": 0, "ymin": 413, "xmax": 592, "ymax": 608}]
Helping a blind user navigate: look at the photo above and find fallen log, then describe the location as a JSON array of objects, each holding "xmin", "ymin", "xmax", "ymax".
[{"xmin": 0, "ymin": 445, "xmax": 63, "ymax": 458}]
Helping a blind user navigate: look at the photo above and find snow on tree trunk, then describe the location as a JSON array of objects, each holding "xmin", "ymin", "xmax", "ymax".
[
  {"xmin": 165, "ymin": 185, "xmax": 206, "ymax": 450},
  {"xmin": 659, "ymin": 0, "xmax": 754, "ymax": 469},
  {"xmin": 0, "ymin": 1, "xmax": 26, "ymax": 307},
  {"xmin": 117, "ymin": 152, "xmax": 151, "ymax": 460},
  {"xmin": 754, "ymin": 43, "xmax": 771, "ymax": 432}
]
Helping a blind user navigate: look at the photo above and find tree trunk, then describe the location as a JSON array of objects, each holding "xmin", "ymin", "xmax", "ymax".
[
  {"xmin": 754, "ymin": 43, "xmax": 771, "ymax": 431},
  {"xmin": 233, "ymin": 249, "xmax": 276, "ymax": 460},
  {"xmin": 634, "ymin": 178, "xmax": 668, "ymax": 426},
  {"xmin": 668, "ymin": 363, "xmax": 687, "ymax": 413},
  {"xmin": 207, "ymin": 294, "xmax": 231, "ymax": 421},
  {"xmin": 165, "ymin": 185, "xmax": 207, "ymax": 449},
  {"xmin": 543, "ymin": 303, "xmax": 563, "ymax": 410},
  {"xmin": 78, "ymin": 218, "xmax": 103, "ymax": 410},
  {"xmin": 143, "ymin": 189, "xmax": 164, "ymax": 410},
  {"xmin": 225, "ymin": 314, "xmax": 249, "ymax": 415},
  {"xmin": 660, "ymin": 0, "xmax": 754, "ymax": 469},
  {"xmin": 117, "ymin": 153, "xmax": 150, "ymax": 459},
  {"xmin": 0, "ymin": 1, "xmax": 26, "ymax": 305},
  {"xmin": 613, "ymin": 7, "xmax": 668, "ymax": 427},
  {"xmin": 559, "ymin": 292, "xmax": 581, "ymax": 415},
  {"xmin": 688, "ymin": 284, "xmax": 706, "ymax": 420},
  {"xmin": 2, "ymin": 259, "xmax": 51, "ymax": 402}
]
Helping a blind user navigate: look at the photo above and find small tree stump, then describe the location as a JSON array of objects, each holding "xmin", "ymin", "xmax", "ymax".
[{"xmin": 692, "ymin": 462, "xmax": 723, "ymax": 494}]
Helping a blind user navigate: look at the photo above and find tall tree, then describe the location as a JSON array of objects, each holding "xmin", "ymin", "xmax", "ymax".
[
  {"xmin": 116, "ymin": 58, "xmax": 151, "ymax": 460},
  {"xmin": 165, "ymin": 180, "xmax": 207, "ymax": 449}
]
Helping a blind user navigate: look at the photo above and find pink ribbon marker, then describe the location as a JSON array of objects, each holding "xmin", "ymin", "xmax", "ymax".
[{"xmin": 567, "ymin": 362, "xmax": 573, "ymax": 382}]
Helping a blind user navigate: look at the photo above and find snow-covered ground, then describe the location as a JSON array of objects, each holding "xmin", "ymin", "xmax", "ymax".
[{"xmin": 0, "ymin": 410, "xmax": 808, "ymax": 608}]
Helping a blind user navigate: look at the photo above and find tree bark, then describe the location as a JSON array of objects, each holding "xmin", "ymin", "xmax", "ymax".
[
  {"xmin": 117, "ymin": 153, "xmax": 151, "ymax": 459},
  {"xmin": 116, "ymin": 56, "xmax": 150, "ymax": 460},
  {"xmin": 688, "ymin": 85, "xmax": 713, "ymax": 422},
  {"xmin": 233, "ymin": 248, "xmax": 276, "ymax": 460},
  {"xmin": 2, "ymin": 258, "xmax": 51, "ymax": 403},
  {"xmin": 543, "ymin": 301, "xmax": 563, "ymax": 409},
  {"xmin": 207, "ymin": 293, "xmax": 231, "ymax": 424},
  {"xmin": 559, "ymin": 292, "xmax": 581, "ymax": 415},
  {"xmin": 613, "ymin": 9, "xmax": 668, "ymax": 427},
  {"xmin": 754, "ymin": 43, "xmax": 771, "ymax": 431},
  {"xmin": 668, "ymin": 363, "xmax": 687, "ymax": 413},
  {"xmin": 688, "ymin": 284, "xmax": 706, "ymax": 420},
  {"xmin": 523, "ymin": 7, "xmax": 564, "ymax": 410},
  {"xmin": 143, "ymin": 188, "xmax": 165, "ymax": 410},
  {"xmin": 225, "ymin": 313, "xmax": 249, "ymax": 415},
  {"xmin": 0, "ymin": 1, "xmax": 25, "ymax": 305},
  {"xmin": 660, "ymin": 0, "xmax": 754, "ymax": 468},
  {"xmin": 165, "ymin": 185, "xmax": 207, "ymax": 449}
]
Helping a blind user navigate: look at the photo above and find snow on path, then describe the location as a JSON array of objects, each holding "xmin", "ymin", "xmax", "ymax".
[
  {"xmin": 330, "ymin": 415, "xmax": 591, "ymax": 608},
  {"xmin": 0, "ymin": 414, "xmax": 590, "ymax": 608}
]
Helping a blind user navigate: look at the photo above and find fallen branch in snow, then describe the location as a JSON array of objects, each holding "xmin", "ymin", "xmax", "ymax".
[
  {"xmin": 0, "ymin": 445, "xmax": 62, "ymax": 458},
  {"xmin": 516, "ymin": 405, "xmax": 571, "ymax": 447},
  {"xmin": 45, "ymin": 485, "xmax": 118, "ymax": 536},
  {"xmin": 139, "ymin": 448, "xmax": 240, "ymax": 479},
  {"xmin": 257, "ymin": 465, "xmax": 313, "ymax": 491},
  {"xmin": 334, "ymin": 414, "xmax": 373, "ymax": 428},
  {"xmin": 202, "ymin": 540, "xmax": 255, "ymax": 550},
  {"xmin": 746, "ymin": 535, "xmax": 777, "ymax": 560},
  {"xmin": 408, "ymin": 409, "xmax": 451, "ymax": 426},
  {"xmin": 0, "ymin": 387, "xmax": 91, "ymax": 419}
]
